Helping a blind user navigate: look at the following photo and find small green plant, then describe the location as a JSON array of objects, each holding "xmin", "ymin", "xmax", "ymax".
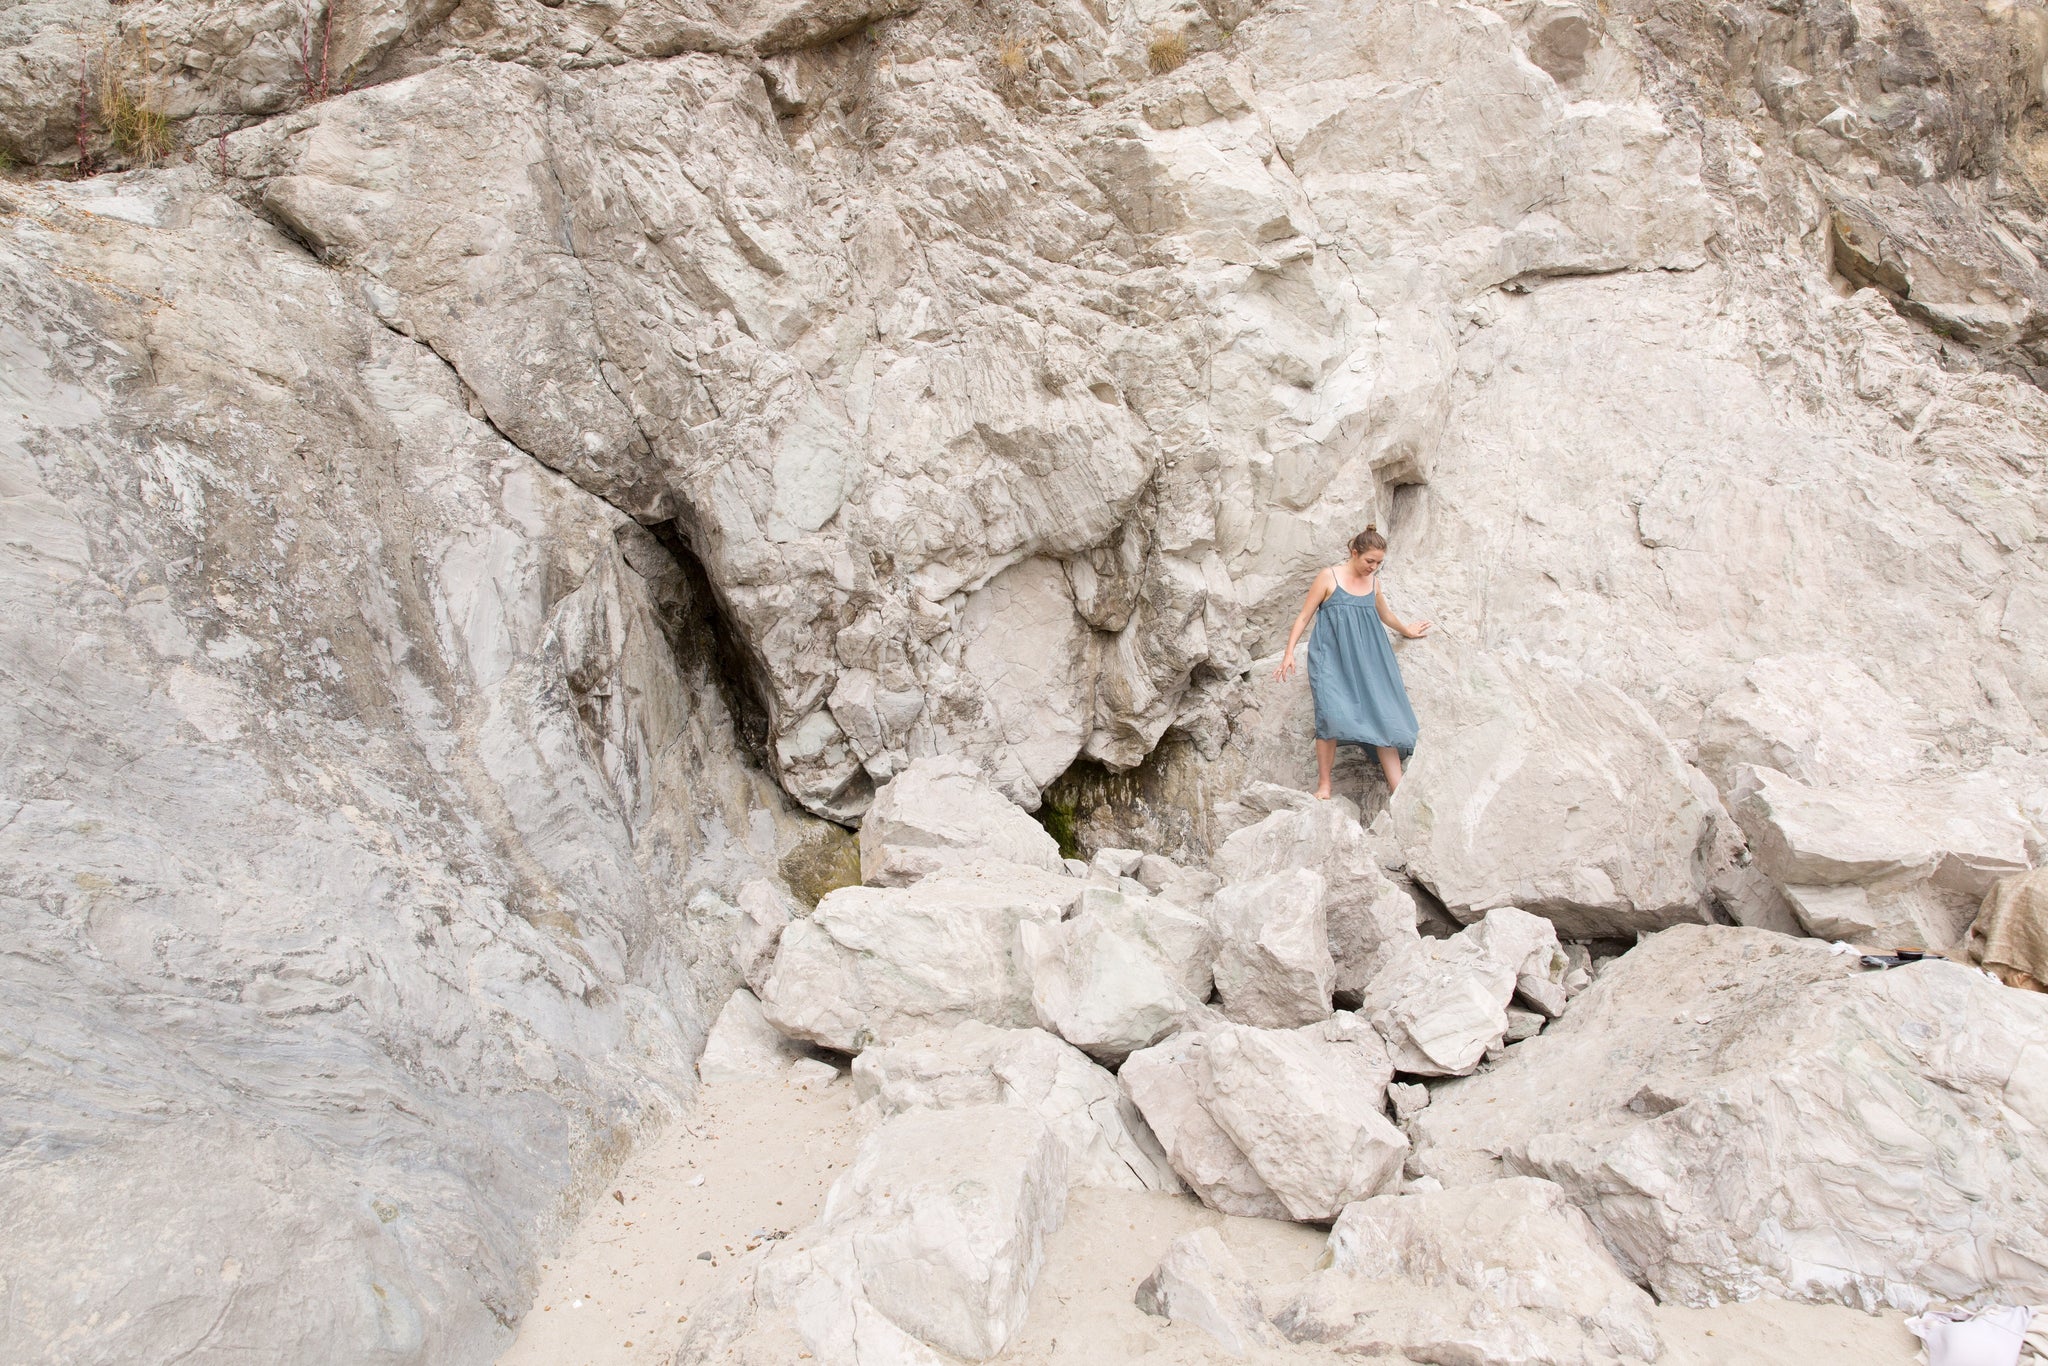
[{"xmin": 1147, "ymin": 29, "xmax": 1189, "ymax": 74}]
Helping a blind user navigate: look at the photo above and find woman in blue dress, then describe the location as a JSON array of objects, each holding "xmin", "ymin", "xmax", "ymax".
[{"xmin": 1273, "ymin": 526, "xmax": 1432, "ymax": 800}]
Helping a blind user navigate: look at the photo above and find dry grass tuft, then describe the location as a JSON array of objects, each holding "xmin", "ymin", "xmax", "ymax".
[
  {"xmin": 95, "ymin": 30, "xmax": 175, "ymax": 166},
  {"xmin": 1147, "ymin": 29, "xmax": 1189, "ymax": 74},
  {"xmin": 998, "ymin": 37, "xmax": 1029, "ymax": 76}
]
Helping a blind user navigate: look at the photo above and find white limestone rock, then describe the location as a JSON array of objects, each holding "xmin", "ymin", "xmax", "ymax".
[
  {"xmin": 1410, "ymin": 925, "xmax": 2048, "ymax": 1311},
  {"xmin": 1209, "ymin": 868, "xmax": 1336, "ymax": 1028},
  {"xmin": 1362, "ymin": 906, "xmax": 1568, "ymax": 1077},
  {"xmin": 677, "ymin": 1105, "xmax": 1069, "ymax": 1363},
  {"xmin": 1082, "ymin": 885, "xmax": 1219, "ymax": 1000},
  {"xmin": 1387, "ymin": 1081, "xmax": 1431, "ymax": 1123},
  {"xmin": 1089, "ymin": 847, "xmax": 1144, "ymax": 879},
  {"xmin": 732, "ymin": 879, "xmax": 802, "ymax": 996},
  {"xmin": 1216, "ymin": 797, "xmax": 1420, "ymax": 997},
  {"xmin": 1503, "ymin": 1006, "xmax": 1546, "ymax": 1043},
  {"xmin": 758, "ymin": 864, "xmax": 1076, "ymax": 1051},
  {"xmin": 1730, "ymin": 764, "xmax": 2034, "ymax": 951},
  {"xmin": 13, "ymin": 0, "xmax": 2048, "ymax": 1356},
  {"xmin": 1390, "ymin": 644, "xmax": 1729, "ymax": 939},
  {"xmin": 787, "ymin": 1057, "xmax": 842, "ymax": 1090},
  {"xmin": 858, "ymin": 755, "xmax": 1066, "ymax": 888},
  {"xmin": 1197, "ymin": 1016, "xmax": 1407, "ymax": 1222},
  {"xmin": 851, "ymin": 1022, "xmax": 1181, "ymax": 1193},
  {"xmin": 700, "ymin": 989, "xmax": 811, "ymax": 1084},
  {"xmin": 1699, "ymin": 654, "xmax": 1942, "ymax": 790},
  {"xmin": 1119, "ymin": 1032, "xmax": 1291, "ymax": 1220},
  {"xmin": 1018, "ymin": 893, "xmax": 1209, "ymax": 1063},
  {"xmin": 1134, "ymin": 1228, "xmax": 1283, "ymax": 1358},
  {"xmin": 1134, "ymin": 854, "xmax": 1224, "ymax": 909},
  {"xmin": 1272, "ymin": 1177, "xmax": 1662, "ymax": 1362},
  {"xmin": 824, "ymin": 1107, "xmax": 1069, "ymax": 1359}
]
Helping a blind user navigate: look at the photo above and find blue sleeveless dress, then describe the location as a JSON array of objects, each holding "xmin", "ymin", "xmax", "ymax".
[{"xmin": 1307, "ymin": 572, "xmax": 1419, "ymax": 756}]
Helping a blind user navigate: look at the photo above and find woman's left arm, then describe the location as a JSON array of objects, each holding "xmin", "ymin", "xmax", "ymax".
[{"xmin": 1376, "ymin": 584, "xmax": 1433, "ymax": 639}]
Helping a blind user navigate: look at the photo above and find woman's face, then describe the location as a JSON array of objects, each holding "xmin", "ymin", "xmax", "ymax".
[{"xmin": 1351, "ymin": 548, "xmax": 1385, "ymax": 575}]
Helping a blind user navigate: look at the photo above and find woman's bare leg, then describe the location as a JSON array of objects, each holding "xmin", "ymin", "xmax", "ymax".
[
  {"xmin": 1376, "ymin": 746, "xmax": 1404, "ymax": 793},
  {"xmin": 1315, "ymin": 739, "xmax": 1337, "ymax": 800}
]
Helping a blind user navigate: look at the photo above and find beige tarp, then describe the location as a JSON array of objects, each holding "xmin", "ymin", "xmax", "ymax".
[{"xmin": 1968, "ymin": 868, "xmax": 2048, "ymax": 994}]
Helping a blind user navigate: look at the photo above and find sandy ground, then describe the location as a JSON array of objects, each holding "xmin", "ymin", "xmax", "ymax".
[{"xmin": 498, "ymin": 1069, "xmax": 1922, "ymax": 1366}]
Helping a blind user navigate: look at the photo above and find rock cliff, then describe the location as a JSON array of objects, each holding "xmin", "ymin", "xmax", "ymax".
[{"xmin": 4, "ymin": 0, "xmax": 2048, "ymax": 1359}]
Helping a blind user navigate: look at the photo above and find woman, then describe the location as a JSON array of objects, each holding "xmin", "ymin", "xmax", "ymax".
[{"xmin": 1274, "ymin": 526, "xmax": 1431, "ymax": 800}]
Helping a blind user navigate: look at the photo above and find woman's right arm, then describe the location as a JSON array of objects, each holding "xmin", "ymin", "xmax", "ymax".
[{"xmin": 1274, "ymin": 570, "xmax": 1334, "ymax": 680}]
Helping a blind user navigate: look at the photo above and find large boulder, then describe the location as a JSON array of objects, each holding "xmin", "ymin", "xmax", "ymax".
[
  {"xmin": 1729, "ymin": 764, "xmax": 2034, "ymax": 950},
  {"xmin": 1390, "ymin": 645, "xmax": 1730, "ymax": 939},
  {"xmin": 1122, "ymin": 1016, "xmax": 1404, "ymax": 1222},
  {"xmin": 1216, "ymin": 798, "xmax": 1419, "ymax": 997},
  {"xmin": 1118, "ymin": 1031, "xmax": 1292, "ymax": 1220},
  {"xmin": 1361, "ymin": 906, "xmax": 1571, "ymax": 1076},
  {"xmin": 1018, "ymin": 888, "xmax": 1212, "ymax": 1063},
  {"xmin": 675, "ymin": 1105, "xmax": 1069, "ymax": 1363},
  {"xmin": 1198, "ymin": 1017, "xmax": 1407, "ymax": 1221},
  {"xmin": 857, "ymin": 755, "xmax": 1067, "ymax": 887},
  {"xmin": 1209, "ymin": 868, "xmax": 1336, "ymax": 1028},
  {"xmin": 850, "ymin": 1022, "xmax": 1182, "ymax": 1193},
  {"xmin": 1410, "ymin": 924, "xmax": 2048, "ymax": 1311},
  {"xmin": 1272, "ymin": 1177, "xmax": 1663, "ymax": 1362},
  {"xmin": 758, "ymin": 863, "xmax": 1078, "ymax": 1051},
  {"xmin": 820, "ymin": 1107, "xmax": 1069, "ymax": 1360}
]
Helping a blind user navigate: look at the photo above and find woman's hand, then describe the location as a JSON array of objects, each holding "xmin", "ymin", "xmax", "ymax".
[
  {"xmin": 1402, "ymin": 620, "xmax": 1434, "ymax": 640},
  {"xmin": 1274, "ymin": 652, "xmax": 1297, "ymax": 681}
]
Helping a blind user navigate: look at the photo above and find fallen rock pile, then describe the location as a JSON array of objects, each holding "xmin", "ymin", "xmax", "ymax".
[
  {"xmin": 1409, "ymin": 924, "xmax": 2048, "ymax": 1313},
  {"xmin": 684, "ymin": 756, "xmax": 2048, "ymax": 1364}
]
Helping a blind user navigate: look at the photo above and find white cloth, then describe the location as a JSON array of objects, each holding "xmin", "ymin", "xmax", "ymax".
[{"xmin": 1908, "ymin": 1305, "xmax": 2034, "ymax": 1366}]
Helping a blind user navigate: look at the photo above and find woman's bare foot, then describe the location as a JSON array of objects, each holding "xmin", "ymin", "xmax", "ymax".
[{"xmin": 1315, "ymin": 784, "xmax": 1332, "ymax": 800}]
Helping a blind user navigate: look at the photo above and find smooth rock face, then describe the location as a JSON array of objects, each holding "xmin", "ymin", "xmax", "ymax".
[
  {"xmin": 1216, "ymin": 798, "xmax": 1419, "ymax": 995},
  {"xmin": 1197, "ymin": 1017, "xmax": 1406, "ymax": 1221},
  {"xmin": 1209, "ymin": 868, "xmax": 1336, "ymax": 1028},
  {"xmin": 0, "ymin": 171, "xmax": 817, "ymax": 1366},
  {"xmin": 1134, "ymin": 1228, "xmax": 1282, "ymax": 1357},
  {"xmin": 1731, "ymin": 764, "xmax": 2034, "ymax": 950},
  {"xmin": 677, "ymin": 1105, "xmax": 1069, "ymax": 1363},
  {"xmin": 858, "ymin": 755, "xmax": 1067, "ymax": 887},
  {"xmin": 851, "ymin": 1022, "xmax": 1182, "ymax": 1193},
  {"xmin": 1390, "ymin": 644, "xmax": 1729, "ymax": 939},
  {"xmin": 1410, "ymin": 925, "xmax": 2048, "ymax": 1311},
  {"xmin": 758, "ymin": 864, "xmax": 1077, "ymax": 1051},
  {"xmin": 1698, "ymin": 654, "xmax": 1942, "ymax": 789},
  {"xmin": 1274, "ymin": 1177, "xmax": 1663, "ymax": 1363}
]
